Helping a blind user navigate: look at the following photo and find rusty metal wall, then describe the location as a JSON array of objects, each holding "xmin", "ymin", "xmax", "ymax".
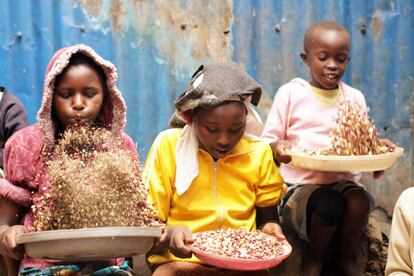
[{"xmin": 0, "ymin": 0, "xmax": 412, "ymax": 213}]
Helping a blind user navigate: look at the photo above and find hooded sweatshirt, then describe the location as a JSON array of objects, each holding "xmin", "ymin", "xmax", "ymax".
[{"xmin": 0, "ymin": 44, "xmax": 138, "ymax": 269}]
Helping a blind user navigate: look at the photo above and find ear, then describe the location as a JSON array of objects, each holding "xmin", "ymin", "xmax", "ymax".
[
  {"xmin": 300, "ymin": 52, "xmax": 308, "ymax": 64},
  {"xmin": 182, "ymin": 110, "xmax": 194, "ymax": 124}
]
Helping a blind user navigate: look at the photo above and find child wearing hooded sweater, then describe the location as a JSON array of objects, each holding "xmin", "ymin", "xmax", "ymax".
[
  {"xmin": 0, "ymin": 44, "xmax": 139, "ymax": 275},
  {"xmin": 144, "ymin": 63, "xmax": 287, "ymax": 276}
]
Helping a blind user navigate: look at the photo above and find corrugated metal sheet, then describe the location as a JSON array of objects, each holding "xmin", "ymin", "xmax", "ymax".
[{"xmin": 0, "ymin": 0, "xmax": 412, "ymax": 212}]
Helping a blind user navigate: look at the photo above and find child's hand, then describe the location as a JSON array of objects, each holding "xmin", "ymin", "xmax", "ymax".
[
  {"xmin": 379, "ymin": 138, "xmax": 396, "ymax": 149},
  {"xmin": 373, "ymin": 139, "xmax": 396, "ymax": 180},
  {"xmin": 260, "ymin": 222, "xmax": 286, "ymax": 241},
  {"xmin": 166, "ymin": 226, "xmax": 194, "ymax": 259},
  {"xmin": 270, "ymin": 140, "xmax": 292, "ymax": 165},
  {"xmin": 150, "ymin": 225, "xmax": 169, "ymax": 254},
  {"xmin": 1, "ymin": 225, "xmax": 25, "ymax": 260}
]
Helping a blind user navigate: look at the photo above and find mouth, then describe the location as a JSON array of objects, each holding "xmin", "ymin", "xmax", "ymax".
[
  {"xmin": 215, "ymin": 148, "xmax": 231, "ymax": 155},
  {"xmin": 69, "ymin": 117, "xmax": 90, "ymax": 125},
  {"xmin": 324, "ymin": 73, "xmax": 339, "ymax": 80}
]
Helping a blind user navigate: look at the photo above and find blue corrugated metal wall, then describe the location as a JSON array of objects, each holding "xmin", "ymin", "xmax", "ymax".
[{"xmin": 0, "ymin": 0, "xmax": 412, "ymax": 212}]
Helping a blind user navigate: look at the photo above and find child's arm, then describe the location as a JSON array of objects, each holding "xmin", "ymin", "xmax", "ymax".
[
  {"xmin": 121, "ymin": 133, "xmax": 140, "ymax": 161},
  {"xmin": 373, "ymin": 139, "xmax": 396, "ymax": 179},
  {"xmin": 143, "ymin": 131, "xmax": 181, "ymax": 255},
  {"xmin": 385, "ymin": 190, "xmax": 413, "ymax": 275},
  {"xmin": 261, "ymin": 86, "xmax": 290, "ymax": 142},
  {"xmin": 256, "ymin": 205, "xmax": 285, "ymax": 240},
  {"xmin": 270, "ymin": 140, "xmax": 292, "ymax": 165},
  {"xmin": 153, "ymin": 225, "xmax": 194, "ymax": 258},
  {"xmin": 3, "ymin": 97, "xmax": 28, "ymax": 141},
  {"xmin": 262, "ymin": 85, "xmax": 292, "ymax": 165},
  {"xmin": 255, "ymin": 143, "xmax": 287, "ymax": 239},
  {"xmin": 0, "ymin": 197, "xmax": 25, "ymax": 275}
]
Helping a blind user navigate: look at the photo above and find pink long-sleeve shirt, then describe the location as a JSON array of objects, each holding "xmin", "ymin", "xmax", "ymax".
[{"xmin": 262, "ymin": 78, "xmax": 367, "ymax": 184}]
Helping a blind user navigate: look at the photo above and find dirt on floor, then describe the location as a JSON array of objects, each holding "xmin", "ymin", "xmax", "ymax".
[{"xmin": 272, "ymin": 213, "xmax": 388, "ymax": 276}]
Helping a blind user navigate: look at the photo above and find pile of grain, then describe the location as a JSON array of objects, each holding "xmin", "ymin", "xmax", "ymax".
[
  {"xmin": 33, "ymin": 125, "xmax": 159, "ymax": 231},
  {"xmin": 306, "ymin": 100, "xmax": 394, "ymax": 156},
  {"xmin": 192, "ymin": 229, "xmax": 285, "ymax": 260}
]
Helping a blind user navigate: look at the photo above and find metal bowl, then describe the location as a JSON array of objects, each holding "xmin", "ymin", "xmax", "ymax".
[{"xmin": 16, "ymin": 227, "xmax": 161, "ymax": 261}]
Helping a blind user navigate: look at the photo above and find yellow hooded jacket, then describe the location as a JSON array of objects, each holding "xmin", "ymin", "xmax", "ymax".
[{"xmin": 143, "ymin": 128, "xmax": 286, "ymax": 264}]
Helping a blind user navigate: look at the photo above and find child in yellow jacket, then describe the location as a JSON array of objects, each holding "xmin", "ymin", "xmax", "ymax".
[{"xmin": 143, "ymin": 63, "xmax": 286, "ymax": 276}]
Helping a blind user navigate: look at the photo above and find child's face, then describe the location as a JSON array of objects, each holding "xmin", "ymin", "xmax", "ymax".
[
  {"xmin": 301, "ymin": 28, "xmax": 350, "ymax": 90},
  {"xmin": 193, "ymin": 102, "xmax": 246, "ymax": 160},
  {"xmin": 53, "ymin": 63, "xmax": 105, "ymax": 128}
]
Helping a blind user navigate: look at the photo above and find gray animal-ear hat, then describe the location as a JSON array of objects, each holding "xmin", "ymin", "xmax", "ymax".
[{"xmin": 174, "ymin": 63, "xmax": 262, "ymax": 122}]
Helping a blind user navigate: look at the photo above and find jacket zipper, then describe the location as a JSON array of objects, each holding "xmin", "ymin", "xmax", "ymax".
[{"xmin": 213, "ymin": 161, "xmax": 224, "ymax": 228}]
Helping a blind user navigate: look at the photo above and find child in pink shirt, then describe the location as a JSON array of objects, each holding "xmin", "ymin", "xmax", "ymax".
[{"xmin": 262, "ymin": 21, "xmax": 386, "ymax": 276}]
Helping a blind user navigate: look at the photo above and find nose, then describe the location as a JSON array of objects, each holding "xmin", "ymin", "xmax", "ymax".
[
  {"xmin": 327, "ymin": 58, "xmax": 338, "ymax": 70},
  {"xmin": 217, "ymin": 131, "xmax": 230, "ymax": 147},
  {"xmin": 72, "ymin": 94, "xmax": 85, "ymax": 110}
]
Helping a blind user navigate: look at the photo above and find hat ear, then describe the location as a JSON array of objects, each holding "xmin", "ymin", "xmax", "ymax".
[
  {"xmin": 191, "ymin": 73, "xmax": 204, "ymax": 90},
  {"xmin": 188, "ymin": 65, "xmax": 205, "ymax": 92},
  {"xmin": 190, "ymin": 65, "xmax": 204, "ymax": 79},
  {"xmin": 250, "ymin": 86, "xmax": 262, "ymax": 106}
]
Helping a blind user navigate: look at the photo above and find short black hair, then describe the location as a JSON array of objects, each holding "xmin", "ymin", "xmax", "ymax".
[{"xmin": 303, "ymin": 21, "xmax": 349, "ymax": 53}]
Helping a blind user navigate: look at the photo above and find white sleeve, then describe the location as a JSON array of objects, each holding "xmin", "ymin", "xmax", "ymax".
[
  {"xmin": 261, "ymin": 84, "xmax": 291, "ymax": 144},
  {"xmin": 385, "ymin": 190, "xmax": 414, "ymax": 276}
]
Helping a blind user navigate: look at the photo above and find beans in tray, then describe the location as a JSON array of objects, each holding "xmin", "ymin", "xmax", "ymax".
[
  {"xmin": 192, "ymin": 228, "xmax": 285, "ymax": 260},
  {"xmin": 304, "ymin": 100, "xmax": 395, "ymax": 156}
]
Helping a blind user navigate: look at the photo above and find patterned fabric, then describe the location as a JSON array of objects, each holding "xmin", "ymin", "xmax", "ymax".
[
  {"xmin": 20, "ymin": 259, "xmax": 134, "ymax": 275},
  {"xmin": 0, "ymin": 44, "xmax": 140, "ymax": 270}
]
